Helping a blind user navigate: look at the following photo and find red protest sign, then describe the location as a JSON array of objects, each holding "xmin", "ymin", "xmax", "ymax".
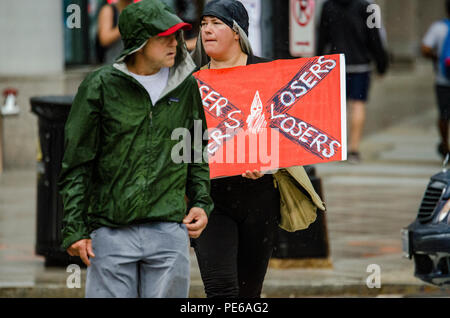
[{"xmin": 193, "ymin": 54, "xmax": 347, "ymax": 179}]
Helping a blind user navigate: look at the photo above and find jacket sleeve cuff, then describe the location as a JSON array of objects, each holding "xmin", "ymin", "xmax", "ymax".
[
  {"xmin": 190, "ymin": 200, "xmax": 214, "ymax": 217},
  {"xmin": 61, "ymin": 232, "xmax": 91, "ymax": 251}
]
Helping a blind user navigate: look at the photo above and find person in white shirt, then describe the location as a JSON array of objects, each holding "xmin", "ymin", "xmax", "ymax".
[{"xmin": 422, "ymin": 0, "xmax": 450, "ymax": 158}]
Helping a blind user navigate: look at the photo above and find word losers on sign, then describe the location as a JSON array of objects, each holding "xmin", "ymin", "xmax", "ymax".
[{"xmin": 193, "ymin": 54, "xmax": 347, "ymax": 179}]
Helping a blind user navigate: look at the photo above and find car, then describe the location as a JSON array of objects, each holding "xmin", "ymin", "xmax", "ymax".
[{"xmin": 402, "ymin": 155, "xmax": 450, "ymax": 286}]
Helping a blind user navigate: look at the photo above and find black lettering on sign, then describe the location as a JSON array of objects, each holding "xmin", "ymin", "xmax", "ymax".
[
  {"xmin": 196, "ymin": 79, "xmax": 245, "ymax": 155},
  {"xmin": 270, "ymin": 104, "xmax": 340, "ymax": 159},
  {"xmin": 267, "ymin": 56, "xmax": 337, "ymax": 115}
]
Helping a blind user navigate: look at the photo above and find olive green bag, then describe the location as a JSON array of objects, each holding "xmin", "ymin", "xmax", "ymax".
[{"xmin": 273, "ymin": 166, "xmax": 326, "ymax": 232}]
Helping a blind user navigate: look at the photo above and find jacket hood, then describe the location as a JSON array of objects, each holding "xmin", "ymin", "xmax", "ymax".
[{"xmin": 116, "ymin": 0, "xmax": 188, "ymax": 62}]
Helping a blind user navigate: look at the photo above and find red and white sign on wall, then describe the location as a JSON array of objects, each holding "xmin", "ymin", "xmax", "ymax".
[{"xmin": 290, "ymin": 0, "xmax": 315, "ymax": 57}]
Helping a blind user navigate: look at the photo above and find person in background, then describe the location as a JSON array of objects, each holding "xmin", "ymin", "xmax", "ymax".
[
  {"xmin": 97, "ymin": 0, "xmax": 132, "ymax": 64},
  {"xmin": 317, "ymin": 0, "xmax": 389, "ymax": 164},
  {"xmin": 176, "ymin": 0, "xmax": 202, "ymax": 51},
  {"xmin": 422, "ymin": 0, "xmax": 450, "ymax": 159},
  {"xmin": 160, "ymin": 0, "xmax": 202, "ymax": 51}
]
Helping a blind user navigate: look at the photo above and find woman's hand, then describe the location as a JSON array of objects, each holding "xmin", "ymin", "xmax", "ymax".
[{"xmin": 242, "ymin": 170, "xmax": 264, "ymax": 180}]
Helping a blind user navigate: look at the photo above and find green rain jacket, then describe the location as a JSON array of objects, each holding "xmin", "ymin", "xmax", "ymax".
[{"xmin": 59, "ymin": 0, "xmax": 213, "ymax": 250}]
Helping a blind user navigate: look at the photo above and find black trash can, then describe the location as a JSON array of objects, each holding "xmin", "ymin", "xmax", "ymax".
[
  {"xmin": 269, "ymin": 2, "xmax": 331, "ymax": 264},
  {"xmin": 31, "ymin": 96, "xmax": 85, "ymax": 267},
  {"xmin": 272, "ymin": 165, "xmax": 330, "ymax": 261}
]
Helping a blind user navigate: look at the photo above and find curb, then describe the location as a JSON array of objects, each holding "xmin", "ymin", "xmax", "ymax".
[
  {"xmin": 260, "ymin": 283, "xmax": 445, "ymax": 298},
  {"xmin": 0, "ymin": 283, "xmax": 445, "ymax": 298}
]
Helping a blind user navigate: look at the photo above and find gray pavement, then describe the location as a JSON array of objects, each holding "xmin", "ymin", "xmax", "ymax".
[{"xmin": 2, "ymin": 63, "xmax": 450, "ymax": 297}]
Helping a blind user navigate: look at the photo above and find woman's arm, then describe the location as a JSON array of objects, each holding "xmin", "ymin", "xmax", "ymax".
[{"xmin": 97, "ymin": 5, "xmax": 121, "ymax": 47}]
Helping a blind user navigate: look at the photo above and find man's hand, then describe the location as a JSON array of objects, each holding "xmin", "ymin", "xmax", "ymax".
[
  {"xmin": 242, "ymin": 169, "xmax": 264, "ymax": 180},
  {"xmin": 67, "ymin": 239, "xmax": 95, "ymax": 267},
  {"xmin": 183, "ymin": 207, "xmax": 208, "ymax": 239}
]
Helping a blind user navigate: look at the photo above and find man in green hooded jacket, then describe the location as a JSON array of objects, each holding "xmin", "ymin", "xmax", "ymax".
[{"xmin": 59, "ymin": 0, "xmax": 213, "ymax": 297}]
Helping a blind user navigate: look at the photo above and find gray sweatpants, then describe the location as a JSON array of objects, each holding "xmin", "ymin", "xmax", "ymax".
[{"xmin": 85, "ymin": 222, "xmax": 190, "ymax": 298}]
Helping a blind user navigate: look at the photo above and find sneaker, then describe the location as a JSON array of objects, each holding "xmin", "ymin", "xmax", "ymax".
[{"xmin": 347, "ymin": 151, "xmax": 361, "ymax": 164}]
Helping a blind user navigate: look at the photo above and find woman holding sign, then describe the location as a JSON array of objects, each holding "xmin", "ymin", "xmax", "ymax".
[
  {"xmin": 192, "ymin": 0, "xmax": 326, "ymax": 299},
  {"xmin": 190, "ymin": 0, "xmax": 280, "ymax": 298}
]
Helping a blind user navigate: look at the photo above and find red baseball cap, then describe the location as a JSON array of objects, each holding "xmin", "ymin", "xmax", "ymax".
[{"xmin": 158, "ymin": 22, "xmax": 192, "ymax": 37}]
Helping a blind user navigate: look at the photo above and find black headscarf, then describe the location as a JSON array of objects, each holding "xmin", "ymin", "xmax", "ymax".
[{"xmin": 202, "ymin": 0, "xmax": 249, "ymax": 36}]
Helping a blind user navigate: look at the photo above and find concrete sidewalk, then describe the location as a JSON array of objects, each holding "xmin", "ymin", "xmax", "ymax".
[
  {"xmin": 263, "ymin": 108, "xmax": 450, "ymax": 297},
  {"xmin": 1, "ymin": 108, "xmax": 450, "ymax": 298}
]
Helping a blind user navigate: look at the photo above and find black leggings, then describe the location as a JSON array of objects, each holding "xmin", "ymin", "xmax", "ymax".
[
  {"xmin": 192, "ymin": 175, "xmax": 280, "ymax": 298},
  {"xmin": 436, "ymin": 84, "xmax": 450, "ymax": 120}
]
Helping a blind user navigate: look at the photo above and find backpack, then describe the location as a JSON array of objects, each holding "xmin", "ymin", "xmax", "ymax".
[
  {"xmin": 95, "ymin": 4, "xmax": 119, "ymax": 64},
  {"xmin": 441, "ymin": 19, "xmax": 450, "ymax": 80}
]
